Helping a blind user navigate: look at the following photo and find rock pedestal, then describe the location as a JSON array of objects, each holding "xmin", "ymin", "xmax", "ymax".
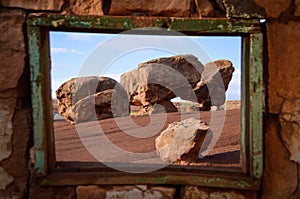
[{"xmin": 192, "ymin": 59, "xmax": 235, "ymax": 110}]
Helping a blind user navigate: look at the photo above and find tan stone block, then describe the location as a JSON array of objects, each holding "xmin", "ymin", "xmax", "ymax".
[
  {"xmin": 109, "ymin": 0, "xmax": 191, "ymax": 17},
  {"xmin": 106, "ymin": 187, "xmax": 143, "ymax": 199},
  {"xmin": 183, "ymin": 186, "xmax": 208, "ymax": 199},
  {"xmin": 1, "ymin": 0, "xmax": 64, "ymax": 11},
  {"xmin": 254, "ymin": 0, "xmax": 291, "ymax": 18},
  {"xmin": 0, "ymin": 98, "xmax": 17, "ymax": 161},
  {"xmin": 267, "ymin": 21, "xmax": 300, "ymax": 114},
  {"xmin": 195, "ymin": 0, "xmax": 216, "ymax": 17},
  {"xmin": 262, "ymin": 118, "xmax": 298, "ymax": 198},
  {"xmin": 69, "ymin": 0, "xmax": 103, "ymax": 15},
  {"xmin": 222, "ymin": 0, "xmax": 265, "ymax": 18},
  {"xmin": 1, "ymin": 108, "xmax": 31, "ymax": 196},
  {"xmin": 0, "ymin": 8, "xmax": 26, "ymax": 92},
  {"xmin": 183, "ymin": 186, "xmax": 247, "ymax": 199},
  {"xmin": 279, "ymin": 99, "xmax": 300, "ymax": 163},
  {"xmin": 0, "ymin": 167, "xmax": 14, "ymax": 190},
  {"xmin": 209, "ymin": 192, "xmax": 245, "ymax": 199},
  {"xmin": 295, "ymin": 0, "xmax": 300, "ymax": 16},
  {"xmin": 150, "ymin": 187, "xmax": 176, "ymax": 199},
  {"xmin": 76, "ymin": 186, "xmax": 106, "ymax": 199}
]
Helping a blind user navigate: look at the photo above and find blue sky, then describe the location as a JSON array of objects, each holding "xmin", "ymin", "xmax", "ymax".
[{"xmin": 50, "ymin": 32, "xmax": 241, "ymax": 100}]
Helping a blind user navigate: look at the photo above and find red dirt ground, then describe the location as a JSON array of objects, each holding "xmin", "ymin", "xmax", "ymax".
[{"xmin": 54, "ymin": 109, "xmax": 241, "ymax": 169}]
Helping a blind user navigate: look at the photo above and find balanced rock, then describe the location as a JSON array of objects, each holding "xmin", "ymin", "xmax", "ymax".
[
  {"xmin": 155, "ymin": 118, "xmax": 209, "ymax": 164},
  {"xmin": 120, "ymin": 54, "xmax": 234, "ymax": 114},
  {"xmin": 120, "ymin": 54, "xmax": 204, "ymax": 114},
  {"xmin": 56, "ymin": 76, "xmax": 129, "ymax": 124}
]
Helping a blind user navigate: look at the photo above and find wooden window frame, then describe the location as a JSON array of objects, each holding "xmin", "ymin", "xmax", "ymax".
[{"xmin": 27, "ymin": 14, "xmax": 263, "ymax": 190}]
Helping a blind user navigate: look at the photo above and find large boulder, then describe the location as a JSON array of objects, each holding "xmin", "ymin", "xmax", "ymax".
[
  {"xmin": 155, "ymin": 118, "xmax": 209, "ymax": 164},
  {"xmin": 120, "ymin": 54, "xmax": 234, "ymax": 114},
  {"xmin": 72, "ymin": 88, "xmax": 129, "ymax": 123},
  {"xmin": 192, "ymin": 59, "xmax": 235, "ymax": 110},
  {"xmin": 56, "ymin": 76, "xmax": 129, "ymax": 124},
  {"xmin": 121, "ymin": 54, "xmax": 203, "ymax": 107}
]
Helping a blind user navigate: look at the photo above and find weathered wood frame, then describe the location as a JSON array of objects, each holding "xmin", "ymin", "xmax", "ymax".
[{"xmin": 27, "ymin": 14, "xmax": 263, "ymax": 190}]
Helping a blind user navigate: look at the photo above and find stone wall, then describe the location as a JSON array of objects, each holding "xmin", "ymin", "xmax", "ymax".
[{"xmin": 0, "ymin": 0, "xmax": 299, "ymax": 198}]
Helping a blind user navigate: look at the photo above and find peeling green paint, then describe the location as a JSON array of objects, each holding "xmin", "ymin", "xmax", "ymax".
[
  {"xmin": 249, "ymin": 33, "xmax": 263, "ymax": 178},
  {"xmin": 27, "ymin": 14, "xmax": 261, "ymax": 34},
  {"xmin": 192, "ymin": 176, "xmax": 258, "ymax": 189},
  {"xmin": 28, "ymin": 26, "xmax": 46, "ymax": 175},
  {"xmin": 136, "ymin": 176, "xmax": 168, "ymax": 184}
]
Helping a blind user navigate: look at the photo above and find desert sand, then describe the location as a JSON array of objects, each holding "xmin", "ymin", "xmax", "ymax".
[{"xmin": 54, "ymin": 108, "xmax": 241, "ymax": 170}]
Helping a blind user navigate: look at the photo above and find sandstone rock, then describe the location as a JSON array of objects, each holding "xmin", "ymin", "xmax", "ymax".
[
  {"xmin": 56, "ymin": 76, "xmax": 117, "ymax": 105},
  {"xmin": 150, "ymin": 101, "xmax": 178, "ymax": 114},
  {"xmin": 262, "ymin": 118, "xmax": 298, "ymax": 198},
  {"xmin": 155, "ymin": 118, "xmax": 209, "ymax": 164},
  {"xmin": 295, "ymin": 0, "xmax": 300, "ymax": 16},
  {"xmin": 183, "ymin": 186, "xmax": 209, "ymax": 199},
  {"xmin": 144, "ymin": 190, "xmax": 164, "ymax": 199},
  {"xmin": 73, "ymin": 89, "xmax": 129, "ymax": 123},
  {"xmin": 267, "ymin": 21, "xmax": 300, "ymax": 114},
  {"xmin": 121, "ymin": 54, "xmax": 204, "ymax": 107},
  {"xmin": 0, "ymin": 98, "xmax": 17, "ymax": 161},
  {"xmin": 0, "ymin": 167, "xmax": 13, "ymax": 190},
  {"xmin": 184, "ymin": 186, "xmax": 247, "ymax": 199},
  {"xmin": 121, "ymin": 55, "xmax": 234, "ymax": 114},
  {"xmin": 121, "ymin": 54, "xmax": 208, "ymax": 114},
  {"xmin": 56, "ymin": 76, "xmax": 129, "ymax": 123},
  {"xmin": 185, "ymin": 104, "xmax": 200, "ymax": 112},
  {"xmin": 254, "ymin": 0, "xmax": 290, "ymax": 18},
  {"xmin": 150, "ymin": 187, "xmax": 176, "ymax": 199},
  {"xmin": 105, "ymin": 188, "xmax": 143, "ymax": 199},
  {"xmin": 136, "ymin": 101, "xmax": 177, "ymax": 115},
  {"xmin": 0, "ymin": 8, "xmax": 26, "ymax": 92},
  {"xmin": 69, "ymin": 0, "xmax": 104, "ymax": 15},
  {"xmin": 2, "ymin": 108, "xmax": 32, "ymax": 197},
  {"xmin": 279, "ymin": 99, "xmax": 300, "ymax": 163},
  {"xmin": 1, "ymin": 0, "xmax": 64, "ymax": 11},
  {"xmin": 195, "ymin": 0, "xmax": 216, "ymax": 17},
  {"xmin": 192, "ymin": 59, "xmax": 235, "ymax": 110},
  {"xmin": 76, "ymin": 186, "xmax": 106, "ymax": 199},
  {"xmin": 221, "ymin": 0, "xmax": 265, "ymax": 18},
  {"xmin": 109, "ymin": 0, "xmax": 191, "ymax": 17}
]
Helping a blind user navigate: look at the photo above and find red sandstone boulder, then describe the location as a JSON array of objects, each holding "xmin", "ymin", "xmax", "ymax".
[
  {"xmin": 120, "ymin": 54, "xmax": 234, "ymax": 114},
  {"xmin": 191, "ymin": 59, "xmax": 235, "ymax": 110},
  {"xmin": 56, "ymin": 76, "xmax": 129, "ymax": 124},
  {"xmin": 120, "ymin": 54, "xmax": 203, "ymax": 114}
]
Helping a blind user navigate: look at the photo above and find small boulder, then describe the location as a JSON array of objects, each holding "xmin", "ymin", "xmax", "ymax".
[{"xmin": 155, "ymin": 118, "xmax": 209, "ymax": 164}]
